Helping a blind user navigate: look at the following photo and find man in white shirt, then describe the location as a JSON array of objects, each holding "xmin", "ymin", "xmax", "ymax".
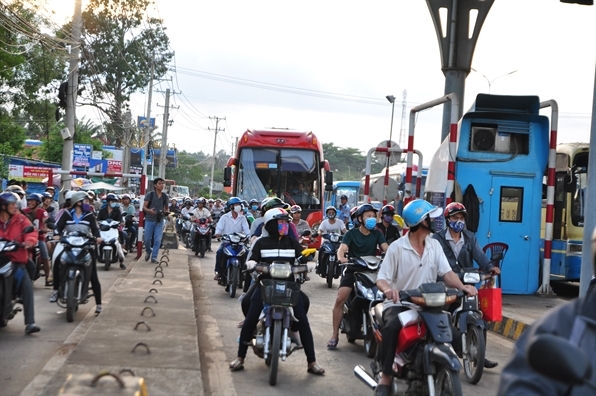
[
  {"xmin": 374, "ymin": 200, "xmax": 476, "ymax": 396},
  {"xmin": 191, "ymin": 197, "xmax": 212, "ymax": 251},
  {"xmin": 214, "ymin": 197, "xmax": 250, "ymax": 283}
]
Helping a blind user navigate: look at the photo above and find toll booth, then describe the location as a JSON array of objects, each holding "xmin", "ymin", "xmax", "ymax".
[{"xmin": 426, "ymin": 94, "xmax": 550, "ymax": 294}]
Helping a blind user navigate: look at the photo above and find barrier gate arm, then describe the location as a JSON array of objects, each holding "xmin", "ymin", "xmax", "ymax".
[
  {"xmin": 406, "ymin": 94, "xmax": 459, "ymax": 205},
  {"xmin": 537, "ymin": 100, "xmax": 558, "ymax": 295}
]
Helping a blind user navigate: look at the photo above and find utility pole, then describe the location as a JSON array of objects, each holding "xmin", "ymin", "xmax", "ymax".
[
  {"xmin": 231, "ymin": 136, "xmax": 238, "ymax": 157},
  {"xmin": 60, "ymin": 0, "xmax": 82, "ymax": 199},
  {"xmin": 158, "ymin": 89, "xmax": 171, "ymax": 178},
  {"xmin": 398, "ymin": 90, "xmax": 407, "ymax": 161},
  {"xmin": 142, "ymin": 53, "xmax": 155, "ymax": 182},
  {"xmin": 208, "ymin": 116, "xmax": 225, "ymax": 197}
]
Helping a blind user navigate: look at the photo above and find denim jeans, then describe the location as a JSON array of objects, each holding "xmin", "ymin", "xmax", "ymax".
[{"xmin": 144, "ymin": 219, "xmax": 164, "ymax": 260}]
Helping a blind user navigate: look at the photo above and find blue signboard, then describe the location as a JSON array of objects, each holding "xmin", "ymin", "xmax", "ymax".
[
  {"xmin": 137, "ymin": 117, "xmax": 155, "ymax": 128},
  {"xmin": 73, "ymin": 144, "xmax": 92, "ymax": 167}
]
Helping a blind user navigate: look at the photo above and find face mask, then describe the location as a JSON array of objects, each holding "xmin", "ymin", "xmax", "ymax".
[
  {"xmin": 251, "ymin": 205, "xmax": 259, "ymax": 211},
  {"xmin": 278, "ymin": 223, "xmax": 289, "ymax": 236},
  {"xmin": 327, "ymin": 213, "xmax": 336, "ymax": 219},
  {"xmin": 449, "ymin": 220, "xmax": 465, "ymax": 233},
  {"xmin": 383, "ymin": 215, "xmax": 393, "ymax": 223},
  {"xmin": 364, "ymin": 217, "xmax": 377, "ymax": 230},
  {"xmin": 233, "ymin": 205, "xmax": 242, "ymax": 213},
  {"xmin": 243, "ymin": 207, "xmax": 248, "ymax": 214},
  {"xmin": 82, "ymin": 203, "xmax": 92, "ymax": 212},
  {"xmin": 110, "ymin": 202, "xmax": 118, "ymax": 208}
]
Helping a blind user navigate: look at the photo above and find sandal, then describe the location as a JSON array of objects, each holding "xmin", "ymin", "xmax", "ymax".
[
  {"xmin": 229, "ymin": 358, "xmax": 244, "ymax": 371},
  {"xmin": 326, "ymin": 339, "xmax": 338, "ymax": 350},
  {"xmin": 307, "ymin": 363, "xmax": 325, "ymax": 375},
  {"xmin": 237, "ymin": 320, "xmax": 245, "ymax": 328}
]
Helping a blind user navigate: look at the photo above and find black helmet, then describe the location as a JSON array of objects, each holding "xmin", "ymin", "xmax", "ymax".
[
  {"xmin": 340, "ymin": 194, "xmax": 348, "ymax": 200},
  {"xmin": 381, "ymin": 204, "xmax": 395, "ymax": 216},
  {"xmin": 262, "ymin": 197, "xmax": 285, "ymax": 212},
  {"xmin": 105, "ymin": 193, "xmax": 118, "ymax": 201},
  {"xmin": 357, "ymin": 204, "xmax": 378, "ymax": 218}
]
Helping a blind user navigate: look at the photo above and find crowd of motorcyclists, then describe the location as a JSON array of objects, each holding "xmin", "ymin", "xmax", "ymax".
[{"xmin": 2, "ymin": 176, "xmax": 594, "ymax": 395}]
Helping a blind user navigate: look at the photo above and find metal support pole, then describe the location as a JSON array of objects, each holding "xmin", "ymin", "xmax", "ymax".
[
  {"xmin": 158, "ymin": 89, "xmax": 170, "ymax": 178},
  {"xmin": 208, "ymin": 116, "xmax": 225, "ymax": 197}
]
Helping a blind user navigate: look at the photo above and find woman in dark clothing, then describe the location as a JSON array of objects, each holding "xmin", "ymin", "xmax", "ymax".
[
  {"xmin": 50, "ymin": 191, "xmax": 104, "ymax": 314},
  {"xmin": 229, "ymin": 208, "xmax": 324, "ymax": 375}
]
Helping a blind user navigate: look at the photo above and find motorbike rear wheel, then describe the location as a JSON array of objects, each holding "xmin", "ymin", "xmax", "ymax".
[
  {"xmin": 269, "ymin": 319, "xmax": 282, "ymax": 386},
  {"xmin": 66, "ymin": 276, "xmax": 79, "ymax": 323},
  {"xmin": 364, "ymin": 328, "xmax": 377, "ymax": 358},
  {"xmin": 185, "ymin": 234, "xmax": 190, "ymax": 249},
  {"xmin": 326, "ymin": 260, "xmax": 334, "ymax": 288},
  {"xmin": 229, "ymin": 267, "xmax": 238, "ymax": 298},
  {"xmin": 463, "ymin": 325, "xmax": 486, "ymax": 384},
  {"xmin": 434, "ymin": 367, "xmax": 462, "ymax": 396}
]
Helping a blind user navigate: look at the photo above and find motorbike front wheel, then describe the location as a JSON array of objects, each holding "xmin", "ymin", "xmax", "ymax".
[
  {"xmin": 229, "ymin": 267, "xmax": 238, "ymax": 298},
  {"xmin": 269, "ymin": 319, "xmax": 282, "ymax": 386},
  {"xmin": 66, "ymin": 276, "xmax": 79, "ymax": 323},
  {"xmin": 326, "ymin": 260, "xmax": 334, "ymax": 288},
  {"xmin": 463, "ymin": 325, "xmax": 486, "ymax": 384},
  {"xmin": 185, "ymin": 234, "xmax": 190, "ymax": 249},
  {"xmin": 434, "ymin": 366, "xmax": 463, "ymax": 396},
  {"xmin": 200, "ymin": 239, "xmax": 206, "ymax": 258},
  {"xmin": 103, "ymin": 250, "xmax": 111, "ymax": 271}
]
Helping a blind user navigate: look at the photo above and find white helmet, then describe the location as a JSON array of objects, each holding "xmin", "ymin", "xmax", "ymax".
[
  {"xmin": 65, "ymin": 190, "xmax": 76, "ymax": 200},
  {"xmin": 263, "ymin": 207, "xmax": 291, "ymax": 226}
]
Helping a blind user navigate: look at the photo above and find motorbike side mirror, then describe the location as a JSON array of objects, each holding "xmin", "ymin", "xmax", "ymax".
[
  {"xmin": 23, "ymin": 226, "xmax": 35, "ymax": 234},
  {"xmin": 527, "ymin": 334, "xmax": 594, "ymax": 388},
  {"xmin": 301, "ymin": 229, "xmax": 311, "ymax": 237}
]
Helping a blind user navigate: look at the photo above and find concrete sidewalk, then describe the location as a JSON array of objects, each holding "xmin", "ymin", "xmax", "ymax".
[
  {"xmin": 488, "ymin": 293, "xmax": 568, "ymax": 341},
  {"xmin": 21, "ymin": 246, "xmax": 203, "ymax": 396}
]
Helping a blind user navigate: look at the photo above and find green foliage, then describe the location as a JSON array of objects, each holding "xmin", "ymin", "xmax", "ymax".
[
  {"xmin": 77, "ymin": 0, "xmax": 173, "ymax": 145},
  {"xmin": 39, "ymin": 118, "xmax": 110, "ymax": 163},
  {"xmin": 322, "ymin": 142, "xmax": 383, "ymax": 181},
  {"xmin": 0, "ymin": 109, "xmax": 27, "ymax": 154}
]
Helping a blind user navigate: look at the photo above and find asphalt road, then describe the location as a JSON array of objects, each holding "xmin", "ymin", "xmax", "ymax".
[
  {"xmin": 191, "ymin": 243, "xmax": 515, "ymax": 396},
  {"xmin": 0, "ymin": 257, "xmax": 127, "ymax": 396}
]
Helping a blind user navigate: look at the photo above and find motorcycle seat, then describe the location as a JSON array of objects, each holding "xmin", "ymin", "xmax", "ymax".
[{"xmin": 374, "ymin": 303, "xmax": 385, "ymax": 328}]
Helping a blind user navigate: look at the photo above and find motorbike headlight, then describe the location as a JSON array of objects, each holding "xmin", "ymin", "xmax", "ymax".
[
  {"xmin": 420, "ymin": 292, "xmax": 447, "ymax": 307},
  {"xmin": 356, "ymin": 281, "xmax": 375, "ymax": 300},
  {"xmin": 230, "ymin": 235, "xmax": 241, "ymax": 244},
  {"xmin": 330, "ymin": 234, "xmax": 339, "ymax": 243},
  {"xmin": 269, "ymin": 263, "xmax": 292, "ymax": 279},
  {"xmin": 463, "ymin": 272, "xmax": 480, "ymax": 284},
  {"xmin": 376, "ymin": 289, "xmax": 385, "ymax": 300}
]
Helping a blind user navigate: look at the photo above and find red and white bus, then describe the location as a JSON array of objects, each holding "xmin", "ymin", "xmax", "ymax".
[{"xmin": 224, "ymin": 128, "xmax": 332, "ymax": 231}]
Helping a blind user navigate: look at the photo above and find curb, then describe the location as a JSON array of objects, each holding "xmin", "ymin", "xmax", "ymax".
[{"xmin": 488, "ymin": 316, "xmax": 528, "ymax": 341}]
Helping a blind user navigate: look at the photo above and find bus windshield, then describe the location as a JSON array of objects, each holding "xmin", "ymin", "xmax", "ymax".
[
  {"xmin": 571, "ymin": 167, "xmax": 587, "ymax": 227},
  {"xmin": 334, "ymin": 186, "xmax": 359, "ymax": 210},
  {"xmin": 236, "ymin": 148, "xmax": 321, "ymax": 209}
]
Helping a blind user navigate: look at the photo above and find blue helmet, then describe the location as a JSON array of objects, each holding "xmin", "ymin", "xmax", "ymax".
[
  {"xmin": 227, "ymin": 196, "xmax": 241, "ymax": 209},
  {"xmin": 402, "ymin": 199, "xmax": 443, "ymax": 228}
]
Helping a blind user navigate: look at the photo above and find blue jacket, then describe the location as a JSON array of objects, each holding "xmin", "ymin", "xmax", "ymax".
[{"xmin": 432, "ymin": 228, "xmax": 492, "ymax": 273}]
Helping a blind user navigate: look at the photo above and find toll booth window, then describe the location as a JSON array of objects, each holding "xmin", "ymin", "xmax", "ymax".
[{"xmin": 500, "ymin": 187, "xmax": 523, "ymax": 222}]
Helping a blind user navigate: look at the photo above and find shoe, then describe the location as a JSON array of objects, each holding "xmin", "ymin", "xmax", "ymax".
[
  {"xmin": 214, "ymin": 274, "xmax": 220, "ymax": 281},
  {"xmin": 326, "ymin": 339, "xmax": 338, "ymax": 350},
  {"xmin": 237, "ymin": 320, "xmax": 245, "ymax": 328},
  {"xmin": 225, "ymin": 285, "xmax": 230, "ymax": 292},
  {"xmin": 229, "ymin": 358, "xmax": 244, "ymax": 371},
  {"xmin": 25, "ymin": 323, "xmax": 40, "ymax": 334},
  {"xmin": 120, "ymin": 262, "xmax": 126, "ymax": 270},
  {"xmin": 45, "ymin": 279, "xmax": 53, "ymax": 287},
  {"xmin": 484, "ymin": 359, "xmax": 499, "ymax": 369},
  {"xmin": 49, "ymin": 291, "xmax": 58, "ymax": 303},
  {"xmin": 151, "ymin": 258, "xmax": 158, "ymax": 264},
  {"xmin": 307, "ymin": 363, "xmax": 325, "ymax": 375},
  {"xmin": 95, "ymin": 305, "xmax": 102, "ymax": 314},
  {"xmin": 374, "ymin": 384, "xmax": 390, "ymax": 396},
  {"xmin": 144, "ymin": 252, "xmax": 151, "ymax": 261}
]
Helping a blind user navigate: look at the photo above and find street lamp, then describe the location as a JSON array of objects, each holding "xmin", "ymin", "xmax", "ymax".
[
  {"xmin": 382, "ymin": 95, "xmax": 397, "ymax": 205},
  {"xmin": 471, "ymin": 68, "xmax": 518, "ymax": 93},
  {"xmin": 386, "ymin": 95, "xmax": 396, "ymax": 143}
]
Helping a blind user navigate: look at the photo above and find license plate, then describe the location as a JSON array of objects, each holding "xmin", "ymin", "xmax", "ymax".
[
  {"xmin": 329, "ymin": 255, "xmax": 335, "ymax": 262},
  {"xmin": 275, "ymin": 283, "xmax": 286, "ymax": 293}
]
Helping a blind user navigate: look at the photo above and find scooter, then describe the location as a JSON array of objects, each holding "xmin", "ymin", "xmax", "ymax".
[
  {"xmin": 123, "ymin": 214, "xmax": 138, "ymax": 253},
  {"xmin": 179, "ymin": 214, "xmax": 192, "ymax": 248},
  {"xmin": 0, "ymin": 226, "xmax": 34, "ymax": 327},
  {"xmin": 54, "ymin": 232, "xmax": 96, "ymax": 322},
  {"xmin": 219, "ymin": 232, "xmax": 250, "ymax": 298},
  {"xmin": 355, "ymin": 283, "xmax": 464, "ymax": 396},
  {"xmin": 96, "ymin": 219, "xmax": 121, "ymax": 271},
  {"xmin": 249, "ymin": 249, "xmax": 316, "ymax": 386},
  {"xmin": 192, "ymin": 218, "xmax": 212, "ymax": 258},
  {"xmin": 317, "ymin": 233, "xmax": 344, "ymax": 288},
  {"xmin": 339, "ymin": 256, "xmax": 383, "ymax": 356}
]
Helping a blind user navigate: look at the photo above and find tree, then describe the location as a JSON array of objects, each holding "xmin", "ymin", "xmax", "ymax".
[
  {"xmin": 75, "ymin": 0, "xmax": 173, "ymax": 146},
  {"xmin": 322, "ymin": 143, "xmax": 384, "ymax": 181}
]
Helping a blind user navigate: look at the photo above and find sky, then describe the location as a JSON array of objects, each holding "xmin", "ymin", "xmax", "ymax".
[{"xmin": 45, "ymin": 0, "xmax": 595, "ymax": 166}]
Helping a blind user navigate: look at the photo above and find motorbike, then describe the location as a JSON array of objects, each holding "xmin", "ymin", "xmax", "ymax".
[
  {"xmin": 177, "ymin": 214, "xmax": 192, "ymax": 248},
  {"xmin": 192, "ymin": 218, "xmax": 212, "ymax": 258},
  {"xmin": 249, "ymin": 249, "xmax": 316, "ymax": 386},
  {"xmin": 355, "ymin": 282, "xmax": 463, "ymax": 396},
  {"xmin": 96, "ymin": 218, "xmax": 121, "ymax": 271},
  {"xmin": 449, "ymin": 251, "xmax": 503, "ymax": 384},
  {"xmin": 219, "ymin": 232, "xmax": 250, "ymax": 298},
  {"xmin": 123, "ymin": 214, "xmax": 138, "ymax": 253},
  {"xmin": 53, "ymin": 232, "xmax": 96, "ymax": 322},
  {"xmin": 339, "ymin": 256, "xmax": 384, "ymax": 357},
  {"xmin": 0, "ymin": 226, "xmax": 34, "ymax": 327},
  {"xmin": 317, "ymin": 233, "xmax": 344, "ymax": 288}
]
